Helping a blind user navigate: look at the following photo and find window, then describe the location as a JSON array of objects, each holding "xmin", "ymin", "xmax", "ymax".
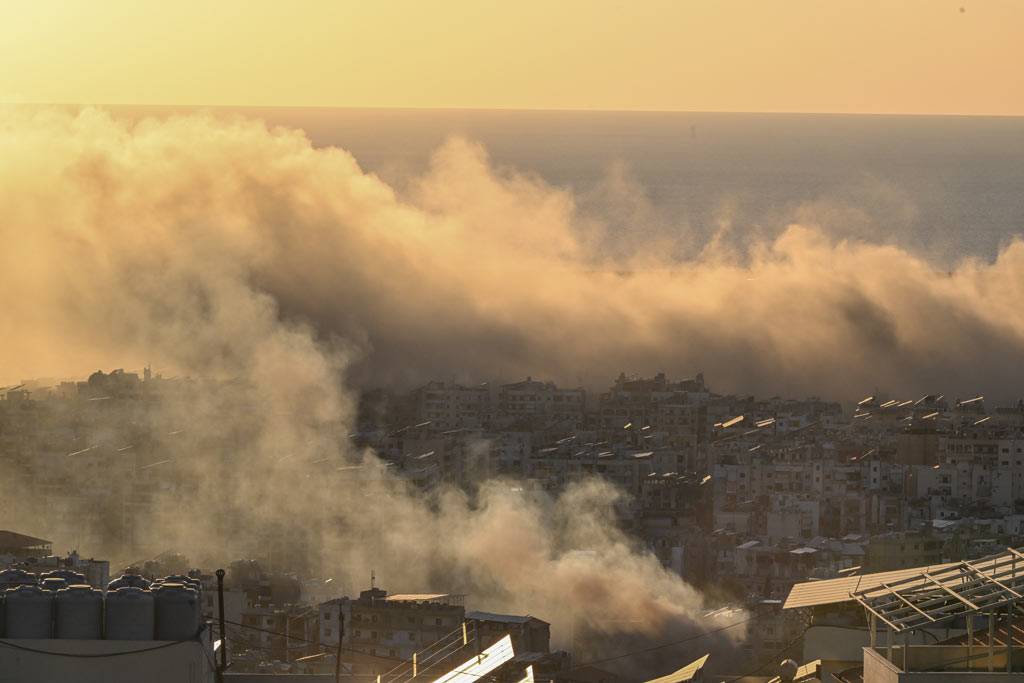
[
  {"xmin": 326, "ymin": 628, "xmax": 333, "ymax": 637},
  {"xmin": 435, "ymin": 618, "xmax": 442, "ymax": 626},
  {"xmin": 408, "ymin": 632, "xmax": 416, "ymax": 640}
]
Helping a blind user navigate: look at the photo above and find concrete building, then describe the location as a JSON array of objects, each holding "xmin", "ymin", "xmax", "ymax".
[
  {"xmin": 344, "ymin": 588, "xmax": 466, "ymax": 674},
  {"xmin": 0, "ymin": 530, "xmax": 52, "ymax": 558},
  {"xmin": 466, "ymin": 611, "xmax": 551, "ymax": 654}
]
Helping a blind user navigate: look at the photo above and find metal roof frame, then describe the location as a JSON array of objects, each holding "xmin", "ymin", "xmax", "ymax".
[{"xmin": 852, "ymin": 547, "xmax": 1024, "ymax": 632}]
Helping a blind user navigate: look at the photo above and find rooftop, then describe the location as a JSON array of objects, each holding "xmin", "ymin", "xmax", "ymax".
[
  {"xmin": 784, "ymin": 562, "xmax": 958, "ymax": 610},
  {"xmin": 643, "ymin": 653, "xmax": 710, "ymax": 683},
  {"xmin": 385, "ymin": 593, "xmax": 455, "ymax": 603},
  {"xmin": 466, "ymin": 611, "xmax": 547, "ymax": 625},
  {"xmin": 0, "ymin": 530, "xmax": 52, "ymax": 551}
]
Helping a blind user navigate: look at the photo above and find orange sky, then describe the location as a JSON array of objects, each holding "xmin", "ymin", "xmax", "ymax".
[{"xmin": 1, "ymin": 0, "xmax": 1021, "ymax": 115}]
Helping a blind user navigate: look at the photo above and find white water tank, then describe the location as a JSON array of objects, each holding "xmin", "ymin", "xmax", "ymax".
[
  {"xmin": 4, "ymin": 585, "xmax": 53, "ymax": 638},
  {"xmin": 154, "ymin": 583, "xmax": 200, "ymax": 641},
  {"xmin": 105, "ymin": 587, "xmax": 155, "ymax": 640},
  {"xmin": 55, "ymin": 585, "xmax": 103, "ymax": 639}
]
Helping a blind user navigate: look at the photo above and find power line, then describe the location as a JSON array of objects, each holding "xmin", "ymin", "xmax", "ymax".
[
  {"xmin": 226, "ymin": 612, "xmax": 770, "ymax": 682},
  {"xmin": 565, "ymin": 615, "xmax": 755, "ymax": 671},
  {"xmin": 720, "ymin": 625, "xmax": 810, "ymax": 683},
  {"xmin": 224, "ymin": 618, "xmax": 406, "ymax": 663},
  {"xmin": 0, "ymin": 637, "xmax": 195, "ymax": 659},
  {"xmin": 225, "ymin": 617, "xmax": 503, "ymax": 682}
]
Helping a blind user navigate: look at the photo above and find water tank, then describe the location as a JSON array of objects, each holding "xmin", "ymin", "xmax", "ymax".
[
  {"xmin": 161, "ymin": 574, "xmax": 202, "ymax": 595},
  {"xmin": 43, "ymin": 569, "xmax": 87, "ymax": 585},
  {"xmin": 107, "ymin": 573, "xmax": 150, "ymax": 591},
  {"xmin": 4, "ymin": 585, "xmax": 53, "ymax": 638},
  {"xmin": 105, "ymin": 587, "xmax": 155, "ymax": 640},
  {"xmin": 161, "ymin": 574, "xmax": 189, "ymax": 584},
  {"xmin": 162, "ymin": 574, "xmax": 200, "ymax": 591},
  {"xmin": 40, "ymin": 577, "xmax": 68, "ymax": 592},
  {"xmin": 154, "ymin": 583, "xmax": 200, "ymax": 641},
  {"xmin": 54, "ymin": 585, "xmax": 103, "ymax": 639},
  {"xmin": 0, "ymin": 568, "xmax": 37, "ymax": 588}
]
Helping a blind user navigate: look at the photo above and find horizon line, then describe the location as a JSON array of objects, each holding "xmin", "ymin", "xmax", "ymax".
[{"xmin": 4, "ymin": 101, "xmax": 1024, "ymax": 120}]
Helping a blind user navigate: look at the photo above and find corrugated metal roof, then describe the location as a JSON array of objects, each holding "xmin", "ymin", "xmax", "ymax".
[
  {"xmin": 783, "ymin": 562, "xmax": 958, "ymax": 609},
  {"xmin": 643, "ymin": 654, "xmax": 710, "ymax": 683}
]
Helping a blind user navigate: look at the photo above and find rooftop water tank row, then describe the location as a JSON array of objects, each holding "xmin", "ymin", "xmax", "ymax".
[
  {"xmin": 0, "ymin": 580, "xmax": 201, "ymax": 641},
  {"xmin": 0, "ymin": 568, "xmax": 38, "ymax": 589}
]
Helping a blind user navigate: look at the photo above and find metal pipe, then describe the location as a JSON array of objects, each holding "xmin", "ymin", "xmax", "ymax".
[
  {"xmin": 1009, "ymin": 601, "xmax": 1015, "ymax": 673},
  {"xmin": 968, "ymin": 614, "xmax": 974, "ymax": 669},
  {"xmin": 335, "ymin": 605, "xmax": 345, "ymax": 683},
  {"xmin": 216, "ymin": 568, "xmax": 227, "ymax": 681},
  {"xmin": 990, "ymin": 611, "xmax": 995, "ymax": 672}
]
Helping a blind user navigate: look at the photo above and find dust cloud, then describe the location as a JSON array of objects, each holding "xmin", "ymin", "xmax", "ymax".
[{"xmin": 2, "ymin": 106, "xmax": 1023, "ymax": 648}]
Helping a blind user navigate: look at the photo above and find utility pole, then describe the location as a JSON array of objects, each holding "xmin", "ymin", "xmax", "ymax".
[
  {"xmin": 216, "ymin": 568, "xmax": 227, "ymax": 683},
  {"xmin": 335, "ymin": 604, "xmax": 345, "ymax": 683}
]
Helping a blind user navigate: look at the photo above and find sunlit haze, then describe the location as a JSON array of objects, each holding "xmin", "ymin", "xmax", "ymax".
[
  {"xmin": 2, "ymin": 0, "xmax": 1023, "ymax": 115},
  {"xmin": 2, "ymin": 4, "xmax": 1024, "ymax": 682}
]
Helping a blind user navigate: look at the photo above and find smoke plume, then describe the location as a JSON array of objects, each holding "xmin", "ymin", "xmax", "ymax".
[
  {"xmin": 0, "ymin": 107, "xmax": 750, "ymax": 656},
  {"xmin": 2, "ymin": 106, "xmax": 1023, "ymax": 657}
]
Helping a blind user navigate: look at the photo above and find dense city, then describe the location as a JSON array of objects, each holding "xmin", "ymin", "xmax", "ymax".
[{"xmin": 3, "ymin": 369, "xmax": 1024, "ymax": 681}]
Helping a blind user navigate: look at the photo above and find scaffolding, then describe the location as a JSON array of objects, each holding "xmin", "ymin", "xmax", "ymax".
[{"xmin": 852, "ymin": 546, "xmax": 1024, "ymax": 673}]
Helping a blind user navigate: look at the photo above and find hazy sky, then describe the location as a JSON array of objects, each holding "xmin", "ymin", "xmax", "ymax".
[{"xmin": 1, "ymin": 0, "xmax": 1021, "ymax": 115}]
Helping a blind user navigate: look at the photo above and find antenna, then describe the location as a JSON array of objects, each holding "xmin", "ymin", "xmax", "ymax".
[{"xmin": 371, "ymin": 569, "xmax": 376, "ymax": 590}]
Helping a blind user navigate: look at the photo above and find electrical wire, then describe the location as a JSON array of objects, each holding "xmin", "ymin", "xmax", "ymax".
[
  {"xmin": 224, "ymin": 611, "xmax": 770, "ymax": 682},
  {"xmin": 0, "ymin": 637, "xmax": 194, "ymax": 658},
  {"xmin": 224, "ymin": 618, "xmax": 406, "ymax": 663},
  {"xmin": 564, "ymin": 615, "xmax": 755, "ymax": 671},
  {"xmin": 720, "ymin": 625, "xmax": 810, "ymax": 683}
]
